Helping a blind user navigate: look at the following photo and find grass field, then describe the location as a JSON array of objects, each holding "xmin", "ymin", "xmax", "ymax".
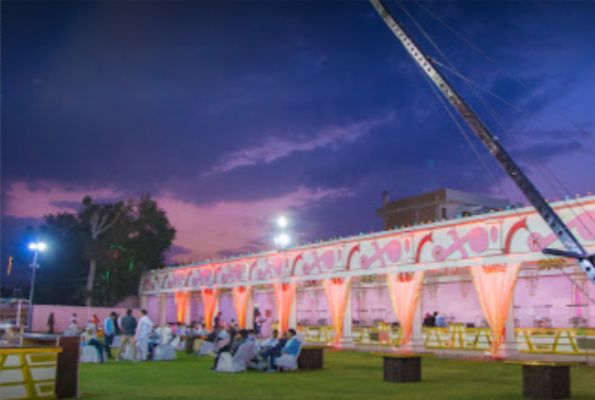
[{"xmin": 80, "ymin": 350, "xmax": 595, "ymax": 400}]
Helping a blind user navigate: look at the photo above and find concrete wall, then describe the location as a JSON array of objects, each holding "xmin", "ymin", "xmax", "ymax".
[{"xmin": 32, "ymin": 305, "xmax": 140, "ymax": 333}]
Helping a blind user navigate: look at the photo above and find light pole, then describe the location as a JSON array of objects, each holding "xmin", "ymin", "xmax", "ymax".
[{"xmin": 27, "ymin": 242, "xmax": 47, "ymax": 332}]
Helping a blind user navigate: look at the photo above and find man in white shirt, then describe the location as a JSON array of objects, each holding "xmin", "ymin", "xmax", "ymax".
[
  {"xmin": 64, "ymin": 317, "xmax": 79, "ymax": 337},
  {"xmin": 135, "ymin": 310, "xmax": 154, "ymax": 361}
]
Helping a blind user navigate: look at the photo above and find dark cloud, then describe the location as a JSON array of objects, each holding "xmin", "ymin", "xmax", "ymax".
[{"xmin": 3, "ymin": 1, "xmax": 595, "ymax": 259}]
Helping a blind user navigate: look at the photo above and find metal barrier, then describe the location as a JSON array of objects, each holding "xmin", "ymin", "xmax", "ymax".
[{"xmin": 297, "ymin": 324, "xmax": 595, "ymax": 355}]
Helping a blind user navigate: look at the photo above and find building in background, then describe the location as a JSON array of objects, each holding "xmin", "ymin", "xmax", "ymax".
[{"xmin": 376, "ymin": 188, "xmax": 510, "ymax": 229}]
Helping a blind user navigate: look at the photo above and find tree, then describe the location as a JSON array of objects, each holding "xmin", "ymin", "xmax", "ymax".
[
  {"xmin": 39, "ymin": 194, "xmax": 176, "ymax": 307},
  {"xmin": 78, "ymin": 197, "xmax": 128, "ymax": 307}
]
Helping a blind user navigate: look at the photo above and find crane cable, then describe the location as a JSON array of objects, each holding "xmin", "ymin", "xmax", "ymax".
[
  {"xmin": 411, "ymin": 0, "xmax": 595, "ymax": 148},
  {"xmin": 392, "ymin": 0, "xmax": 595, "ymax": 234},
  {"xmin": 392, "ymin": 0, "xmax": 595, "ymax": 306}
]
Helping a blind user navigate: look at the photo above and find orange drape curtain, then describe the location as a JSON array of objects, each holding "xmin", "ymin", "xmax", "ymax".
[
  {"xmin": 232, "ymin": 286, "xmax": 253, "ymax": 328},
  {"xmin": 201, "ymin": 289, "xmax": 219, "ymax": 330},
  {"xmin": 386, "ymin": 271, "xmax": 425, "ymax": 347},
  {"xmin": 470, "ymin": 263, "xmax": 521, "ymax": 354},
  {"xmin": 174, "ymin": 291, "xmax": 191, "ymax": 323},
  {"xmin": 323, "ymin": 277, "xmax": 352, "ymax": 344},
  {"xmin": 274, "ymin": 282, "xmax": 297, "ymax": 333}
]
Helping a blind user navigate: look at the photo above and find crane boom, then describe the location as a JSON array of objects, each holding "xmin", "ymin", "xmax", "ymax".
[{"xmin": 368, "ymin": 0, "xmax": 595, "ymax": 286}]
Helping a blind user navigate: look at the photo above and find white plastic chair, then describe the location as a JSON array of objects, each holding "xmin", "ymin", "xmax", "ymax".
[
  {"xmin": 215, "ymin": 342, "xmax": 255, "ymax": 373},
  {"xmin": 154, "ymin": 344, "xmax": 177, "ymax": 361},
  {"xmin": 80, "ymin": 345, "xmax": 104, "ymax": 363},
  {"xmin": 198, "ymin": 341, "xmax": 215, "ymax": 356},
  {"xmin": 276, "ymin": 342, "xmax": 302, "ymax": 372}
]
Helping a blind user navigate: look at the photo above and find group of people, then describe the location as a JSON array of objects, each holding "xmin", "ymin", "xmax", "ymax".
[
  {"xmin": 423, "ymin": 311, "xmax": 447, "ymax": 327},
  {"xmin": 205, "ymin": 323, "xmax": 301, "ymax": 373}
]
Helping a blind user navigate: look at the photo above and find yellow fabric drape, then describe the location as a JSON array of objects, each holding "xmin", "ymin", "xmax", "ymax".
[
  {"xmin": 274, "ymin": 282, "xmax": 297, "ymax": 333},
  {"xmin": 470, "ymin": 263, "xmax": 520, "ymax": 354},
  {"xmin": 386, "ymin": 271, "xmax": 425, "ymax": 346},
  {"xmin": 174, "ymin": 291, "xmax": 191, "ymax": 323},
  {"xmin": 201, "ymin": 289, "xmax": 219, "ymax": 330},
  {"xmin": 232, "ymin": 286, "xmax": 253, "ymax": 328},
  {"xmin": 323, "ymin": 277, "xmax": 352, "ymax": 344}
]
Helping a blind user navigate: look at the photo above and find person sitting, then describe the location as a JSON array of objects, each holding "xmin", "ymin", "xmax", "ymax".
[
  {"xmin": 273, "ymin": 328, "xmax": 302, "ymax": 372},
  {"xmin": 212, "ymin": 329, "xmax": 247, "ymax": 370},
  {"xmin": 148, "ymin": 327, "xmax": 160, "ymax": 359},
  {"xmin": 436, "ymin": 313, "xmax": 447, "ymax": 327},
  {"xmin": 82, "ymin": 325, "xmax": 105, "ymax": 363},
  {"xmin": 423, "ymin": 313, "xmax": 432, "ymax": 327},
  {"xmin": 429, "ymin": 312, "xmax": 438, "ymax": 327},
  {"xmin": 195, "ymin": 323, "xmax": 210, "ymax": 338},
  {"xmin": 161, "ymin": 323, "xmax": 173, "ymax": 344},
  {"xmin": 257, "ymin": 329, "xmax": 279, "ymax": 356},
  {"xmin": 263, "ymin": 331, "xmax": 288, "ymax": 372},
  {"xmin": 204, "ymin": 329, "xmax": 218, "ymax": 343}
]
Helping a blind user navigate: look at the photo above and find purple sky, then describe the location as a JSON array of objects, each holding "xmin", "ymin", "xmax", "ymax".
[{"xmin": 3, "ymin": 1, "xmax": 595, "ymax": 263}]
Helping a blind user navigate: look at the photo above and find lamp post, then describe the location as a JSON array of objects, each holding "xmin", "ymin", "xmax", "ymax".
[{"xmin": 27, "ymin": 242, "xmax": 47, "ymax": 332}]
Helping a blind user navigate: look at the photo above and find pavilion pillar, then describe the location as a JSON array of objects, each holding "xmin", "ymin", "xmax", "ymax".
[
  {"xmin": 183, "ymin": 292, "xmax": 194, "ymax": 325},
  {"xmin": 401, "ymin": 292, "xmax": 425, "ymax": 352},
  {"xmin": 495, "ymin": 300, "xmax": 519, "ymax": 359},
  {"xmin": 245, "ymin": 289, "xmax": 255, "ymax": 329},
  {"xmin": 140, "ymin": 295, "xmax": 148, "ymax": 311},
  {"xmin": 288, "ymin": 292, "xmax": 297, "ymax": 329},
  {"xmin": 337, "ymin": 289, "xmax": 354, "ymax": 348},
  {"xmin": 158, "ymin": 294, "xmax": 167, "ymax": 326}
]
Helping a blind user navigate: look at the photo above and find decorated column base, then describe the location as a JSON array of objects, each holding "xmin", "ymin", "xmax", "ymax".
[
  {"xmin": 494, "ymin": 342, "xmax": 520, "ymax": 359},
  {"xmin": 400, "ymin": 338, "xmax": 426, "ymax": 353},
  {"xmin": 335, "ymin": 336, "xmax": 355, "ymax": 349}
]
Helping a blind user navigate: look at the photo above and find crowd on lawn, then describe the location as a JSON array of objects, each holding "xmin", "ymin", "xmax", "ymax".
[{"xmin": 63, "ymin": 309, "xmax": 303, "ymax": 372}]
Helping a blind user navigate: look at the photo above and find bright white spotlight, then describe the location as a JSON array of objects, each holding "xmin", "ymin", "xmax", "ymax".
[
  {"xmin": 277, "ymin": 233, "xmax": 290, "ymax": 248},
  {"xmin": 277, "ymin": 216, "xmax": 288, "ymax": 228},
  {"xmin": 29, "ymin": 242, "xmax": 47, "ymax": 251}
]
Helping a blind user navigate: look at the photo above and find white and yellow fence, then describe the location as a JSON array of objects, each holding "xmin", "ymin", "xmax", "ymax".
[
  {"xmin": 0, "ymin": 347, "xmax": 62, "ymax": 400},
  {"xmin": 297, "ymin": 324, "xmax": 595, "ymax": 355}
]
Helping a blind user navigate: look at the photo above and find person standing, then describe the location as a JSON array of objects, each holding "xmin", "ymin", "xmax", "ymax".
[
  {"xmin": 116, "ymin": 309, "xmax": 137, "ymax": 361},
  {"xmin": 64, "ymin": 317, "xmax": 79, "ymax": 336},
  {"xmin": 214, "ymin": 312, "xmax": 222, "ymax": 329},
  {"xmin": 135, "ymin": 310, "xmax": 154, "ymax": 361},
  {"xmin": 47, "ymin": 313, "xmax": 55, "ymax": 334},
  {"xmin": 104, "ymin": 312, "xmax": 117, "ymax": 359}
]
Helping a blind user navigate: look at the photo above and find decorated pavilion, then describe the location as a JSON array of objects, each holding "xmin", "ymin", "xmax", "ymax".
[{"xmin": 139, "ymin": 195, "xmax": 595, "ymax": 358}]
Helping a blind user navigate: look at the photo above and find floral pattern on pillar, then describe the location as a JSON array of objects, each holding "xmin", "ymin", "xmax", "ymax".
[
  {"xmin": 201, "ymin": 288, "xmax": 219, "ymax": 330},
  {"xmin": 232, "ymin": 286, "xmax": 252, "ymax": 328},
  {"xmin": 274, "ymin": 282, "xmax": 297, "ymax": 333},
  {"xmin": 386, "ymin": 271, "xmax": 425, "ymax": 347},
  {"xmin": 174, "ymin": 291, "xmax": 191, "ymax": 323},
  {"xmin": 323, "ymin": 277, "xmax": 352, "ymax": 344},
  {"xmin": 470, "ymin": 263, "xmax": 521, "ymax": 354}
]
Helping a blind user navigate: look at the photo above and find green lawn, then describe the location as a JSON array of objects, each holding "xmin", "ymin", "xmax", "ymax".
[{"xmin": 80, "ymin": 351, "xmax": 595, "ymax": 400}]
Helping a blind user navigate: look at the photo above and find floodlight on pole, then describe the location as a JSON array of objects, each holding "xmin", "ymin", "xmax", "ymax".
[{"xmin": 27, "ymin": 242, "xmax": 47, "ymax": 332}]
